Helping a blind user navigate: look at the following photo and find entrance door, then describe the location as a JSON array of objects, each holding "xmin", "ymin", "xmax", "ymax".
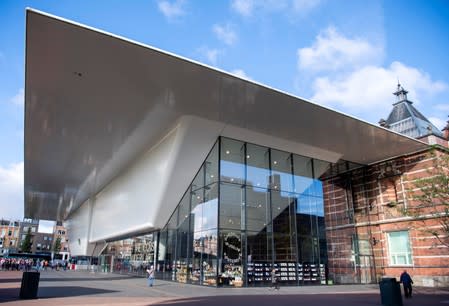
[{"xmin": 358, "ymin": 255, "xmax": 375, "ymax": 284}]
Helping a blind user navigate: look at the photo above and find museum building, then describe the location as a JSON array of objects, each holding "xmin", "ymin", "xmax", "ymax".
[{"xmin": 24, "ymin": 9, "xmax": 447, "ymax": 287}]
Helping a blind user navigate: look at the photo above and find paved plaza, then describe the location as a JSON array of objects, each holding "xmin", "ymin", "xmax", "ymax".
[{"xmin": 1, "ymin": 270, "xmax": 449, "ymax": 306}]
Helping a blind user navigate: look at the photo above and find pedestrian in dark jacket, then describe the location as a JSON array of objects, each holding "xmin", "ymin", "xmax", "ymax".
[{"xmin": 400, "ymin": 270, "xmax": 413, "ymax": 298}]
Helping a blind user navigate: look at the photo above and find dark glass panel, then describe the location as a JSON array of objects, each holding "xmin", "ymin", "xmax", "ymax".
[
  {"xmin": 293, "ymin": 155, "xmax": 314, "ymax": 195},
  {"xmin": 246, "ymin": 186, "xmax": 270, "ymax": 232},
  {"xmin": 271, "ymin": 191, "xmax": 297, "ymax": 263},
  {"xmin": 219, "ymin": 183, "xmax": 244, "ymax": 231}
]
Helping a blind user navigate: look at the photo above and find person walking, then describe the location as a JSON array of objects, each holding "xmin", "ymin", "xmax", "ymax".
[
  {"xmin": 146, "ymin": 266, "xmax": 155, "ymax": 287},
  {"xmin": 271, "ymin": 268, "xmax": 279, "ymax": 290},
  {"xmin": 400, "ymin": 270, "xmax": 413, "ymax": 298}
]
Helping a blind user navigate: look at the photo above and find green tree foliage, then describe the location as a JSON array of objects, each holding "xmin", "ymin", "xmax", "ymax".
[
  {"xmin": 53, "ymin": 236, "xmax": 62, "ymax": 253},
  {"xmin": 405, "ymin": 148, "xmax": 449, "ymax": 247},
  {"xmin": 20, "ymin": 227, "xmax": 33, "ymax": 253}
]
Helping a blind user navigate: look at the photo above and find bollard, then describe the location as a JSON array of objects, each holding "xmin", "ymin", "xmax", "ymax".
[{"xmin": 19, "ymin": 271, "xmax": 40, "ymax": 299}]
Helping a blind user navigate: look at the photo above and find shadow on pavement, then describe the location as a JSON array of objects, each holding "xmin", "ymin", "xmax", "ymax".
[
  {"xmin": 0, "ymin": 278, "xmax": 21, "ymax": 283},
  {"xmin": 40, "ymin": 276, "xmax": 141, "ymax": 282},
  {"xmin": 146, "ymin": 293, "xmax": 449, "ymax": 306},
  {"xmin": 0, "ymin": 288, "xmax": 20, "ymax": 303},
  {"xmin": 38, "ymin": 286, "xmax": 118, "ymax": 298},
  {"xmin": 0, "ymin": 286, "xmax": 118, "ymax": 303}
]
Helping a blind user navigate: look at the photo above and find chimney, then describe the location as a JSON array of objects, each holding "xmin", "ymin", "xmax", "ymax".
[{"xmin": 442, "ymin": 116, "xmax": 449, "ymax": 140}]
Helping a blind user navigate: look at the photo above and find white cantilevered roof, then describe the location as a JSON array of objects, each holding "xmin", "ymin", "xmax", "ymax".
[{"xmin": 24, "ymin": 9, "xmax": 427, "ymax": 221}]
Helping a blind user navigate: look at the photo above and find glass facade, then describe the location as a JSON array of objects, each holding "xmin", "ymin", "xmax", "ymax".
[{"xmin": 155, "ymin": 137, "xmax": 332, "ymax": 287}]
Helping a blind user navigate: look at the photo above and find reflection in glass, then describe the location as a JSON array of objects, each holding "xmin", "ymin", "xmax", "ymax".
[
  {"xmin": 246, "ymin": 144, "xmax": 270, "ymax": 189},
  {"xmin": 220, "ymin": 183, "xmax": 244, "ymax": 231},
  {"xmin": 271, "ymin": 149, "xmax": 293, "ymax": 193},
  {"xmin": 220, "ymin": 138, "xmax": 245, "ymax": 185},
  {"xmin": 293, "ymin": 155, "xmax": 314, "ymax": 195},
  {"xmin": 155, "ymin": 136, "xmax": 333, "ymax": 287},
  {"xmin": 191, "ymin": 184, "xmax": 218, "ymax": 232}
]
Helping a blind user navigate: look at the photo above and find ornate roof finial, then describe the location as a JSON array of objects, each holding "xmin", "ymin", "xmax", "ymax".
[{"xmin": 393, "ymin": 82, "xmax": 409, "ymax": 103}]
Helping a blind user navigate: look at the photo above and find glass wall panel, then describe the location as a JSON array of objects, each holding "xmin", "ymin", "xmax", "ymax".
[
  {"xmin": 157, "ymin": 229, "xmax": 167, "ymax": 278},
  {"xmin": 105, "ymin": 233, "xmax": 155, "ymax": 277},
  {"xmin": 247, "ymin": 230, "xmax": 273, "ymax": 286},
  {"xmin": 246, "ymin": 186, "xmax": 271, "ymax": 233},
  {"xmin": 163, "ymin": 210, "xmax": 178, "ymax": 281},
  {"xmin": 246, "ymin": 186, "xmax": 272, "ymax": 287},
  {"xmin": 270, "ymin": 150, "xmax": 293, "ymax": 193},
  {"xmin": 175, "ymin": 192, "xmax": 191, "ymax": 283},
  {"xmin": 218, "ymin": 230, "xmax": 244, "ymax": 287},
  {"xmin": 220, "ymin": 183, "xmax": 245, "ymax": 231},
  {"xmin": 191, "ymin": 229, "xmax": 218, "ymax": 286},
  {"xmin": 192, "ymin": 141, "xmax": 219, "ymax": 190},
  {"xmin": 220, "ymin": 138, "xmax": 245, "ymax": 185},
  {"xmin": 271, "ymin": 191, "xmax": 297, "ymax": 262},
  {"xmin": 191, "ymin": 184, "xmax": 218, "ymax": 232},
  {"xmin": 246, "ymin": 144, "xmax": 270, "ymax": 189},
  {"xmin": 293, "ymin": 155, "xmax": 314, "ymax": 195},
  {"xmin": 205, "ymin": 140, "xmax": 219, "ymax": 186},
  {"xmin": 313, "ymin": 159, "xmax": 331, "ymax": 180},
  {"xmin": 272, "ymin": 192, "xmax": 298, "ymax": 286},
  {"xmin": 191, "ymin": 164, "xmax": 205, "ymax": 192},
  {"xmin": 156, "ymin": 136, "xmax": 332, "ymax": 287}
]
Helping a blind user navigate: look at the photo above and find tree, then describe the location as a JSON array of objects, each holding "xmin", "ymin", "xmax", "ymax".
[
  {"xmin": 53, "ymin": 237, "xmax": 62, "ymax": 254},
  {"xmin": 21, "ymin": 227, "xmax": 33, "ymax": 253},
  {"xmin": 404, "ymin": 147, "xmax": 449, "ymax": 247}
]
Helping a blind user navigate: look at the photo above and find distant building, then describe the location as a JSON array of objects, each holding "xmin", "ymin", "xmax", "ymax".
[
  {"xmin": 53, "ymin": 221, "xmax": 70, "ymax": 260},
  {"xmin": 17, "ymin": 219, "xmax": 39, "ymax": 253},
  {"xmin": 0, "ymin": 219, "xmax": 20, "ymax": 254},
  {"xmin": 31, "ymin": 232, "xmax": 53, "ymax": 255}
]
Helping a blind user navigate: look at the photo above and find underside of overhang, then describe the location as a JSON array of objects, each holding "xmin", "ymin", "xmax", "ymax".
[{"xmin": 24, "ymin": 9, "xmax": 428, "ymax": 222}]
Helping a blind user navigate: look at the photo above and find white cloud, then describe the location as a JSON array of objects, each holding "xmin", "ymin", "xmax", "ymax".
[
  {"xmin": 10, "ymin": 88, "xmax": 24, "ymax": 106},
  {"xmin": 231, "ymin": 69, "xmax": 251, "ymax": 80},
  {"xmin": 310, "ymin": 62, "xmax": 448, "ymax": 115},
  {"xmin": 0, "ymin": 162, "xmax": 24, "ymax": 221},
  {"xmin": 292, "ymin": 0, "xmax": 321, "ymax": 13},
  {"xmin": 231, "ymin": 0, "xmax": 255, "ymax": 17},
  {"xmin": 231, "ymin": 0, "xmax": 319, "ymax": 17},
  {"xmin": 158, "ymin": 0, "xmax": 186, "ymax": 20},
  {"xmin": 428, "ymin": 117, "xmax": 446, "ymax": 130},
  {"xmin": 298, "ymin": 26, "xmax": 383, "ymax": 73},
  {"xmin": 198, "ymin": 47, "xmax": 222, "ymax": 66},
  {"xmin": 296, "ymin": 27, "xmax": 448, "ymax": 124},
  {"xmin": 213, "ymin": 23, "xmax": 238, "ymax": 46},
  {"xmin": 435, "ymin": 104, "xmax": 449, "ymax": 112}
]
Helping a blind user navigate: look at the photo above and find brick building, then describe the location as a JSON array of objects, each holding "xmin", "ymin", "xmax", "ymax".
[
  {"xmin": 325, "ymin": 85, "xmax": 449, "ymax": 287},
  {"xmin": 0, "ymin": 219, "xmax": 20, "ymax": 254},
  {"xmin": 53, "ymin": 221, "xmax": 70, "ymax": 260}
]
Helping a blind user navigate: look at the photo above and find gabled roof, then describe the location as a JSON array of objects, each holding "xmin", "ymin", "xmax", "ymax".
[{"xmin": 385, "ymin": 85, "xmax": 443, "ymax": 138}]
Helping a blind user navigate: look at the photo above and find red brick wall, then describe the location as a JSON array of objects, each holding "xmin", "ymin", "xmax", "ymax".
[{"xmin": 324, "ymin": 149, "xmax": 449, "ymax": 287}]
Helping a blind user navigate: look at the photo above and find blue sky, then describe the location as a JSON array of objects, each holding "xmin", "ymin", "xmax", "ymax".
[{"xmin": 0, "ymin": 0, "xmax": 448, "ymax": 221}]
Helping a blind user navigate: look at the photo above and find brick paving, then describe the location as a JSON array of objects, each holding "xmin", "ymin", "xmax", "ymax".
[{"xmin": 1, "ymin": 270, "xmax": 448, "ymax": 305}]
